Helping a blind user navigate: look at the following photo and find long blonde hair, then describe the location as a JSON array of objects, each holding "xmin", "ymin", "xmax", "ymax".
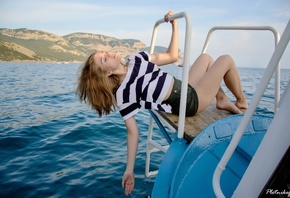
[{"xmin": 76, "ymin": 53, "xmax": 120, "ymax": 117}]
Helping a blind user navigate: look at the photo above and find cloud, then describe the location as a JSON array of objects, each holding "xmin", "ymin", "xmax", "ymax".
[
  {"xmin": 0, "ymin": 0, "xmax": 289, "ymax": 68},
  {"xmin": 1, "ymin": 0, "xmax": 161, "ymax": 23}
]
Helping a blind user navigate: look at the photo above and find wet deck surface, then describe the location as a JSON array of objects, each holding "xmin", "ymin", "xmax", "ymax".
[{"xmin": 155, "ymin": 102, "xmax": 231, "ymax": 142}]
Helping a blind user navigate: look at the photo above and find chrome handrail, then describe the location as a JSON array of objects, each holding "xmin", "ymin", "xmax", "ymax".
[
  {"xmin": 213, "ymin": 20, "xmax": 290, "ymax": 198},
  {"xmin": 149, "ymin": 11, "xmax": 192, "ymax": 139},
  {"xmin": 201, "ymin": 26, "xmax": 281, "ymax": 113}
]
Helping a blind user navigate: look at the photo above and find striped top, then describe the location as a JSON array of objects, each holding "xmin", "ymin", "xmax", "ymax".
[{"xmin": 116, "ymin": 51, "xmax": 173, "ymax": 120}]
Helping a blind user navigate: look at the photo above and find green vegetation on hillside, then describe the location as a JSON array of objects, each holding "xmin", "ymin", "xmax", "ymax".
[
  {"xmin": 0, "ymin": 41, "xmax": 33, "ymax": 61},
  {"xmin": 0, "ymin": 28, "xmax": 183, "ymax": 63}
]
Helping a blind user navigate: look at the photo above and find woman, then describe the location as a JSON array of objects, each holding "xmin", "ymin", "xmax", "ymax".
[{"xmin": 76, "ymin": 11, "xmax": 248, "ymax": 196}]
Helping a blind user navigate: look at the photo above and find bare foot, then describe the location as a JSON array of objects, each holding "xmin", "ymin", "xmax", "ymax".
[
  {"xmin": 216, "ymin": 98, "xmax": 243, "ymax": 114},
  {"xmin": 235, "ymin": 100, "xmax": 248, "ymax": 113}
]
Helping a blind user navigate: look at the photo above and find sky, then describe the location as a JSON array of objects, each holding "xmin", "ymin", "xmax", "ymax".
[{"xmin": 0, "ymin": 0, "xmax": 290, "ymax": 68}]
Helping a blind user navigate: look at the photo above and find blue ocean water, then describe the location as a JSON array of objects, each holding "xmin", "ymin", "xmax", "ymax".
[{"xmin": 0, "ymin": 62, "xmax": 289, "ymax": 198}]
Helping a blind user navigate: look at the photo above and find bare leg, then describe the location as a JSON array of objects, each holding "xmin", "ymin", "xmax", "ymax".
[
  {"xmin": 216, "ymin": 87, "xmax": 243, "ymax": 114},
  {"xmin": 189, "ymin": 54, "xmax": 248, "ymax": 114},
  {"xmin": 188, "ymin": 54, "xmax": 241, "ymax": 113},
  {"xmin": 188, "ymin": 54, "xmax": 226, "ymax": 97},
  {"xmin": 188, "ymin": 54, "xmax": 214, "ymax": 86}
]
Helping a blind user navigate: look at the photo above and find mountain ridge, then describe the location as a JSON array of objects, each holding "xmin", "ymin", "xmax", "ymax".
[{"xmin": 0, "ymin": 28, "xmax": 183, "ymax": 64}]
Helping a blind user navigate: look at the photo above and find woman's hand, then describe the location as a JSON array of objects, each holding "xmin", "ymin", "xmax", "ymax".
[
  {"xmin": 164, "ymin": 11, "xmax": 176, "ymax": 24},
  {"xmin": 122, "ymin": 171, "xmax": 135, "ymax": 196}
]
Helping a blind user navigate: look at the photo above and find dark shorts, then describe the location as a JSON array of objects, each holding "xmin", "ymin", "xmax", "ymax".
[{"xmin": 164, "ymin": 78, "xmax": 199, "ymax": 116}]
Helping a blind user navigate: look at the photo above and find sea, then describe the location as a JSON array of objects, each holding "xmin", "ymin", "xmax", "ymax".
[{"xmin": 0, "ymin": 62, "xmax": 289, "ymax": 198}]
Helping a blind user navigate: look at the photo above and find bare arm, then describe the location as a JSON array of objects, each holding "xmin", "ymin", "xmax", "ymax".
[
  {"xmin": 150, "ymin": 11, "xmax": 179, "ymax": 66},
  {"xmin": 122, "ymin": 116, "xmax": 139, "ymax": 195}
]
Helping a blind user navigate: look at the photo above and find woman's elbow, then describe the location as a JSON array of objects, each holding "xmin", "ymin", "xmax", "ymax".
[{"xmin": 171, "ymin": 54, "xmax": 178, "ymax": 63}]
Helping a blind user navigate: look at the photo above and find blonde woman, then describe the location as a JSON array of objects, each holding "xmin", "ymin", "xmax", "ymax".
[{"xmin": 76, "ymin": 11, "xmax": 247, "ymax": 196}]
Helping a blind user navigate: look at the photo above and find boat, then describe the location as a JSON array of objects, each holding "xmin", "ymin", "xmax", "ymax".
[{"xmin": 145, "ymin": 12, "xmax": 290, "ymax": 197}]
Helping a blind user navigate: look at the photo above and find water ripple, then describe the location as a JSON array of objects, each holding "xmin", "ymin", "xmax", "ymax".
[{"xmin": 0, "ymin": 63, "xmax": 289, "ymax": 197}]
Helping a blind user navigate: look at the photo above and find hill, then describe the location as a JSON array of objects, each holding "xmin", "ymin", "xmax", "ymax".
[{"xmin": 0, "ymin": 28, "xmax": 183, "ymax": 64}]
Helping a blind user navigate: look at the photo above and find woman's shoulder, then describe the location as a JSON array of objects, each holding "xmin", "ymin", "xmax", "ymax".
[{"xmin": 127, "ymin": 51, "xmax": 150, "ymax": 62}]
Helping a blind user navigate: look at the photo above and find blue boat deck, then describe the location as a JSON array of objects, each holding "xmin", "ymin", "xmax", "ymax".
[{"xmin": 151, "ymin": 114, "xmax": 273, "ymax": 198}]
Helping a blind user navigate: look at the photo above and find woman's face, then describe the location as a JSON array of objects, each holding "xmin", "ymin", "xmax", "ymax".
[{"xmin": 93, "ymin": 52, "xmax": 122, "ymax": 73}]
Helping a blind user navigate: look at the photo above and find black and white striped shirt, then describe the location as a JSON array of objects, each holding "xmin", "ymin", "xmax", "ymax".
[{"xmin": 116, "ymin": 51, "xmax": 173, "ymax": 120}]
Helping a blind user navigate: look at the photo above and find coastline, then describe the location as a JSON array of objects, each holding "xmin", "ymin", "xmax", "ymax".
[{"xmin": 0, "ymin": 60, "xmax": 83, "ymax": 64}]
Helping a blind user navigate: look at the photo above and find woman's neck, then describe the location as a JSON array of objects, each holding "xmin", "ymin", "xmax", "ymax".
[{"xmin": 118, "ymin": 65, "xmax": 128, "ymax": 85}]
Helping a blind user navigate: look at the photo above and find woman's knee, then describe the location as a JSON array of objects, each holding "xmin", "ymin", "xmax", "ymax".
[
  {"xmin": 215, "ymin": 54, "xmax": 236, "ymax": 70},
  {"xmin": 217, "ymin": 54, "xmax": 234, "ymax": 64},
  {"xmin": 195, "ymin": 53, "xmax": 214, "ymax": 71},
  {"xmin": 198, "ymin": 53, "xmax": 214, "ymax": 63}
]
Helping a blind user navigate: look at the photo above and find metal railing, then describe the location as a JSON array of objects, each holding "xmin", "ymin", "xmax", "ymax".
[
  {"xmin": 202, "ymin": 26, "xmax": 280, "ymax": 113},
  {"xmin": 149, "ymin": 11, "xmax": 192, "ymax": 139},
  {"xmin": 212, "ymin": 21, "xmax": 290, "ymax": 198},
  {"xmin": 145, "ymin": 11, "xmax": 192, "ymax": 177}
]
